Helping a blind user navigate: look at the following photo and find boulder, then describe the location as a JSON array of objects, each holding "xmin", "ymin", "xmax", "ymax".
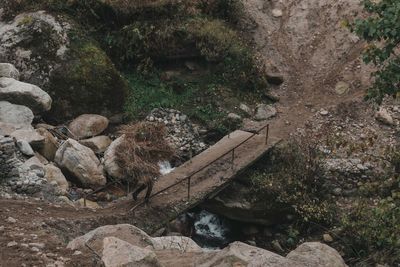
[
  {"xmin": 54, "ymin": 139, "xmax": 106, "ymax": 189},
  {"xmin": 0, "ymin": 122, "xmax": 17, "ymax": 136},
  {"xmin": 0, "ymin": 63, "xmax": 20, "ymax": 79},
  {"xmin": 36, "ymin": 128, "xmax": 59, "ymax": 161},
  {"xmin": 10, "ymin": 129, "xmax": 45, "ymax": 149},
  {"xmin": 69, "ymin": 114, "xmax": 109, "ymax": 139},
  {"xmin": 102, "ymin": 237, "xmax": 163, "ymax": 267},
  {"xmin": 0, "ymin": 11, "xmax": 128, "ymax": 120},
  {"xmin": 103, "ymin": 136, "xmax": 125, "ymax": 180},
  {"xmin": 80, "ymin": 135, "xmax": 112, "ymax": 154},
  {"xmin": 0, "ymin": 77, "xmax": 52, "ymax": 113},
  {"xmin": 196, "ymin": 241, "xmax": 292, "ymax": 267},
  {"xmin": 44, "ymin": 164, "xmax": 69, "ymax": 194},
  {"xmin": 0, "ymin": 101, "xmax": 33, "ymax": 130},
  {"xmin": 67, "ymin": 224, "xmax": 154, "ymax": 253},
  {"xmin": 286, "ymin": 242, "xmax": 347, "ymax": 267},
  {"xmin": 151, "ymin": 236, "xmax": 203, "ymax": 253},
  {"xmin": 375, "ymin": 107, "xmax": 394, "ymax": 126},
  {"xmin": 254, "ymin": 104, "xmax": 277, "ymax": 121}
]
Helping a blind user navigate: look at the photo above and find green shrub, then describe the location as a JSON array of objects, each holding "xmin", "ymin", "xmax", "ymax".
[
  {"xmin": 340, "ymin": 147, "xmax": 400, "ymax": 266},
  {"xmin": 249, "ymin": 140, "xmax": 335, "ymax": 225},
  {"xmin": 352, "ymin": 0, "xmax": 400, "ymax": 102},
  {"xmin": 107, "ymin": 17, "xmax": 267, "ymax": 91}
]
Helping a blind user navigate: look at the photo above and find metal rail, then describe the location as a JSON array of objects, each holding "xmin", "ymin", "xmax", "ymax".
[{"xmin": 129, "ymin": 124, "xmax": 270, "ymax": 212}]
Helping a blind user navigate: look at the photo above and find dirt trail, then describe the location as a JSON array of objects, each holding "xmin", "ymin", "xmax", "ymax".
[
  {"xmin": 0, "ymin": 1, "xmax": 375, "ymax": 266},
  {"xmin": 242, "ymin": 0, "xmax": 373, "ymax": 139}
]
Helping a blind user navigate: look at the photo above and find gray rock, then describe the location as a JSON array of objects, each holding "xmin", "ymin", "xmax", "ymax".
[
  {"xmin": 0, "ymin": 77, "xmax": 52, "ymax": 113},
  {"xmin": 0, "ymin": 63, "xmax": 20, "ymax": 79},
  {"xmin": 0, "ymin": 101, "xmax": 33, "ymax": 130},
  {"xmin": 55, "ymin": 139, "xmax": 106, "ymax": 189},
  {"xmin": 286, "ymin": 242, "xmax": 347, "ymax": 267},
  {"xmin": 239, "ymin": 103, "xmax": 252, "ymax": 116},
  {"xmin": 254, "ymin": 104, "xmax": 277, "ymax": 121},
  {"xmin": 102, "ymin": 237, "xmax": 163, "ymax": 267},
  {"xmin": 68, "ymin": 114, "xmax": 109, "ymax": 139},
  {"xmin": 16, "ymin": 140, "xmax": 34, "ymax": 156},
  {"xmin": 44, "ymin": 164, "xmax": 69, "ymax": 195},
  {"xmin": 151, "ymin": 236, "xmax": 203, "ymax": 252},
  {"xmin": 6, "ymin": 217, "xmax": 17, "ymax": 223},
  {"xmin": 10, "ymin": 129, "xmax": 45, "ymax": 149},
  {"xmin": 35, "ymin": 127, "xmax": 58, "ymax": 161},
  {"xmin": 103, "ymin": 136, "xmax": 125, "ymax": 180},
  {"xmin": 67, "ymin": 224, "xmax": 153, "ymax": 251},
  {"xmin": 227, "ymin": 113, "xmax": 242, "ymax": 121},
  {"xmin": 0, "ymin": 122, "xmax": 17, "ymax": 136}
]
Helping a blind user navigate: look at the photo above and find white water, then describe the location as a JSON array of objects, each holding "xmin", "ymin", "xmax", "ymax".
[
  {"xmin": 193, "ymin": 210, "xmax": 230, "ymax": 248},
  {"xmin": 158, "ymin": 161, "xmax": 175, "ymax": 175}
]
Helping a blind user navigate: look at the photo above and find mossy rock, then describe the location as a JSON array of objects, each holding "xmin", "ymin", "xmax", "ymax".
[
  {"xmin": 0, "ymin": 11, "xmax": 128, "ymax": 121},
  {"xmin": 49, "ymin": 39, "xmax": 128, "ymax": 120}
]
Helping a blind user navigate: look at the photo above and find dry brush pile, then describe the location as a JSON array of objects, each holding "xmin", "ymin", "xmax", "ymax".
[{"xmin": 115, "ymin": 122, "xmax": 175, "ymax": 184}]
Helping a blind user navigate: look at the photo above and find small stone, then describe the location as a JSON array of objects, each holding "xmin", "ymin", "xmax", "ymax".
[
  {"xmin": 272, "ymin": 9, "xmax": 283, "ymax": 17},
  {"xmin": 335, "ymin": 81, "xmax": 350, "ymax": 95},
  {"xmin": 271, "ymin": 240, "xmax": 284, "ymax": 253},
  {"xmin": 323, "ymin": 234, "xmax": 333, "ymax": 243},
  {"xmin": 0, "ymin": 226, "xmax": 4, "ymax": 231},
  {"xmin": 29, "ymin": 243, "xmax": 45, "ymax": 249},
  {"xmin": 320, "ymin": 109, "xmax": 329, "ymax": 116},
  {"xmin": 31, "ymin": 247, "xmax": 40, "ymax": 252},
  {"xmin": 239, "ymin": 103, "xmax": 252, "ymax": 116},
  {"xmin": 7, "ymin": 241, "xmax": 18, "ymax": 247},
  {"xmin": 73, "ymin": 250, "xmax": 82, "ymax": 256},
  {"xmin": 6, "ymin": 217, "xmax": 17, "ymax": 223},
  {"xmin": 375, "ymin": 108, "xmax": 394, "ymax": 126},
  {"xmin": 332, "ymin": 188, "xmax": 342, "ymax": 196},
  {"xmin": 227, "ymin": 113, "xmax": 242, "ymax": 121}
]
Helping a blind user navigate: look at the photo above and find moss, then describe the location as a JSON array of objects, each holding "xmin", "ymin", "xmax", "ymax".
[{"xmin": 48, "ymin": 37, "xmax": 128, "ymax": 120}]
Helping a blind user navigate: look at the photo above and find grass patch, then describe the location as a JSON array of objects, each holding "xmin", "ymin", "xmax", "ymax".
[{"xmin": 124, "ymin": 71, "xmax": 242, "ymax": 136}]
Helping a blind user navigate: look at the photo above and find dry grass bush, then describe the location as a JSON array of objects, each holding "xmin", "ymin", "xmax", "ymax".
[{"xmin": 115, "ymin": 122, "xmax": 175, "ymax": 183}]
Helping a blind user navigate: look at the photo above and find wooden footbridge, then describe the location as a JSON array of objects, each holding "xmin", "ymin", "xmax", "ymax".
[{"xmin": 122, "ymin": 125, "xmax": 281, "ymax": 233}]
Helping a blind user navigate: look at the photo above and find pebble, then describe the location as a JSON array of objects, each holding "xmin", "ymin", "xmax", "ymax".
[
  {"xmin": 73, "ymin": 250, "xmax": 82, "ymax": 256},
  {"xmin": 0, "ymin": 225, "xmax": 4, "ymax": 231},
  {"xmin": 323, "ymin": 233, "xmax": 334, "ymax": 243},
  {"xmin": 320, "ymin": 109, "xmax": 329, "ymax": 116},
  {"xmin": 6, "ymin": 217, "xmax": 17, "ymax": 223},
  {"xmin": 7, "ymin": 241, "xmax": 18, "ymax": 247}
]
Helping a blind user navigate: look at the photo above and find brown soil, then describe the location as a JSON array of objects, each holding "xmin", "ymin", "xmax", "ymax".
[{"xmin": 0, "ymin": 0, "xmax": 375, "ymax": 266}]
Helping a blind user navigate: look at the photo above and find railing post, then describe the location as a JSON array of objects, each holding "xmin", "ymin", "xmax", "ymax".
[
  {"xmin": 187, "ymin": 176, "xmax": 191, "ymax": 201},
  {"xmin": 265, "ymin": 124, "xmax": 270, "ymax": 145}
]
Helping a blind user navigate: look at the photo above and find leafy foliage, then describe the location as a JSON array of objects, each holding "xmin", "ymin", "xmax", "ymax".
[
  {"xmin": 353, "ymin": 0, "xmax": 400, "ymax": 102},
  {"xmin": 340, "ymin": 147, "xmax": 400, "ymax": 266},
  {"xmin": 107, "ymin": 17, "xmax": 267, "ymax": 91},
  {"xmin": 249, "ymin": 139, "xmax": 335, "ymax": 225}
]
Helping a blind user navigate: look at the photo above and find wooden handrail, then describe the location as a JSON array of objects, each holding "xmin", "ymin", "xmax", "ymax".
[{"xmin": 129, "ymin": 124, "xmax": 270, "ymax": 212}]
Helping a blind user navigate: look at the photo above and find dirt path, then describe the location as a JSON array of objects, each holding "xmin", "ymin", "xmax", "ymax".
[
  {"xmin": 0, "ymin": 1, "xmax": 375, "ymax": 266},
  {"xmin": 242, "ymin": 0, "xmax": 373, "ymax": 139}
]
